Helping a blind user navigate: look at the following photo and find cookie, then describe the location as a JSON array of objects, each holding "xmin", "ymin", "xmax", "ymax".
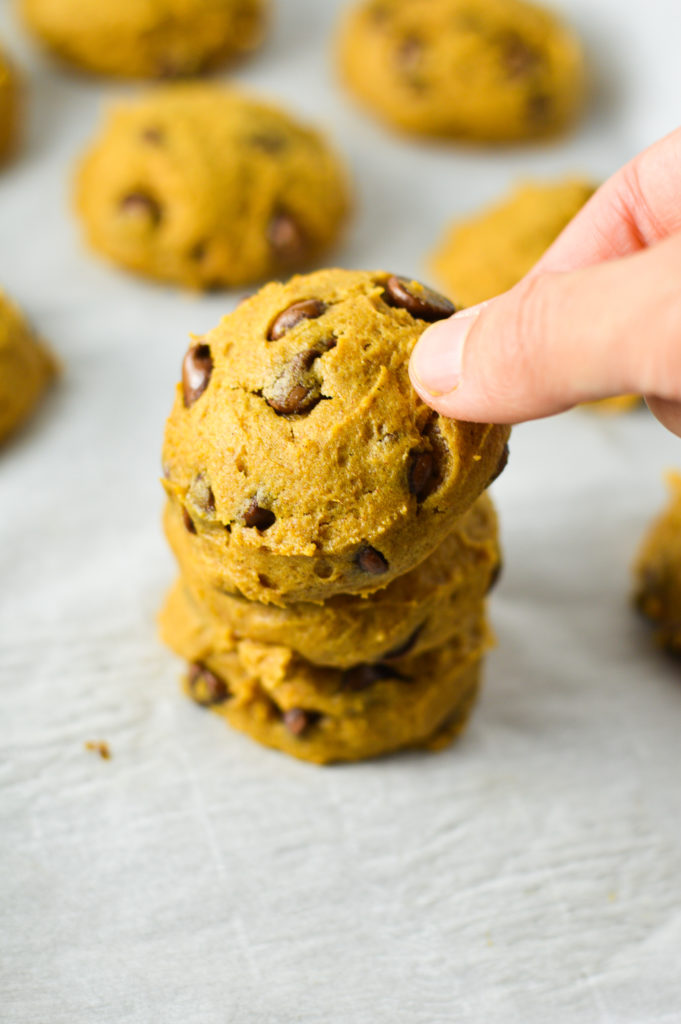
[
  {"xmin": 633, "ymin": 472, "xmax": 681, "ymax": 652},
  {"xmin": 581, "ymin": 395, "xmax": 641, "ymax": 415},
  {"xmin": 20, "ymin": 0, "xmax": 265, "ymax": 79},
  {"xmin": 430, "ymin": 179, "xmax": 640, "ymax": 414},
  {"xmin": 0, "ymin": 46, "xmax": 19, "ymax": 166},
  {"xmin": 430, "ymin": 179, "xmax": 595, "ymax": 307},
  {"xmin": 161, "ymin": 268, "xmax": 510, "ymax": 605},
  {"xmin": 0, "ymin": 291, "xmax": 56, "ymax": 443},
  {"xmin": 75, "ymin": 85, "xmax": 350, "ymax": 290},
  {"xmin": 166, "ymin": 491, "xmax": 500, "ymax": 668},
  {"xmin": 338, "ymin": 0, "xmax": 585, "ymax": 142},
  {"xmin": 159, "ymin": 579, "xmax": 489, "ymax": 764}
]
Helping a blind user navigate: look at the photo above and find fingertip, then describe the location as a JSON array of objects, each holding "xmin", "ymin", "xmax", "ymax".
[
  {"xmin": 645, "ymin": 396, "xmax": 681, "ymax": 438},
  {"xmin": 409, "ymin": 305, "xmax": 483, "ymax": 398}
]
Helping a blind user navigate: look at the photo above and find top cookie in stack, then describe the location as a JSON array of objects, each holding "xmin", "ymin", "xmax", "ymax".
[{"xmin": 162, "ymin": 268, "xmax": 509, "ymax": 605}]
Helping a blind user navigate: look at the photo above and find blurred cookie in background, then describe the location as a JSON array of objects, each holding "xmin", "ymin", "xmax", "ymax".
[
  {"xmin": 19, "ymin": 0, "xmax": 266, "ymax": 79},
  {"xmin": 338, "ymin": 0, "xmax": 586, "ymax": 142},
  {"xmin": 0, "ymin": 45, "xmax": 20, "ymax": 166},
  {"xmin": 0, "ymin": 291, "xmax": 56, "ymax": 444},
  {"xmin": 75, "ymin": 84, "xmax": 351, "ymax": 290},
  {"xmin": 634, "ymin": 472, "xmax": 681, "ymax": 654}
]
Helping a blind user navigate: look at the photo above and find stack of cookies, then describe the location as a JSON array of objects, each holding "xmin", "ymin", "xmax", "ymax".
[{"xmin": 159, "ymin": 269, "xmax": 509, "ymax": 763}]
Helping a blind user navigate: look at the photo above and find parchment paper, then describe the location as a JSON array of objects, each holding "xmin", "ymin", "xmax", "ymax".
[{"xmin": 2, "ymin": 1, "xmax": 681, "ymax": 1021}]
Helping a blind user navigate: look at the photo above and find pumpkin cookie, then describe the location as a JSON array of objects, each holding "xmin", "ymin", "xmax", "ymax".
[
  {"xmin": 338, "ymin": 0, "xmax": 585, "ymax": 141},
  {"xmin": 75, "ymin": 84, "xmax": 350, "ymax": 289},
  {"xmin": 159, "ymin": 579, "xmax": 488, "ymax": 764},
  {"xmin": 430, "ymin": 179, "xmax": 595, "ymax": 307},
  {"xmin": 0, "ymin": 291, "xmax": 55, "ymax": 443},
  {"xmin": 161, "ymin": 268, "xmax": 510, "ymax": 605},
  {"xmin": 634, "ymin": 472, "xmax": 681, "ymax": 652},
  {"xmin": 430, "ymin": 179, "xmax": 640, "ymax": 414},
  {"xmin": 20, "ymin": 0, "xmax": 266, "ymax": 78},
  {"xmin": 0, "ymin": 46, "xmax": 19, "ymax": 166},
  {"xmin": 166, "ymin": 492, "xmax": 499, "ymax": 668}
]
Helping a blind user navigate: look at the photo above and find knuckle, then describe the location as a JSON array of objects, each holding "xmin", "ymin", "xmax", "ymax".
[{"xmin": 620, "ymin": 159, "xmax": 669, "ymax": 244}]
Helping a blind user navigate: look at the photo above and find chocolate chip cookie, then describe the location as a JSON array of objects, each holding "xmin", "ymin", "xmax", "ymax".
[
  {"xmin": 634, "ymin": 472, "xmax": 681, "ymax": 652},
  {"xmin": 20, "ymin": 0, "xmax": 265, "ymax": 78},
  {"xmin": 161, "ymin": 268, "xmax": 510, "ymax": 604},
  {"xmin": 0, "ymin": 291, "xmax": 56, "ymax": 443},
  {"xmin": 75, "ymin": 85, "xmax": 350, "ymax": 289},
  {"xmin": 338, "ymin": 0, "xmax": 585, "ymax": 142},
  {"xmin": 159, "ymin": 579, "xmax": 489, "ymax": 764},
  {"xmin": 0, "ymin": 46, "xmax": 19, "ymax": 166},
  {"xmin": 166, "ymin": 491, "xmax": 500, "ymax": 668}
]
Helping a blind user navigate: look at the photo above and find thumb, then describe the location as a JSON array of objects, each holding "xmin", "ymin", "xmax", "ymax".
[{"xmin": 409, "ymin": 233, "xmax": 681, "ymax": 424}]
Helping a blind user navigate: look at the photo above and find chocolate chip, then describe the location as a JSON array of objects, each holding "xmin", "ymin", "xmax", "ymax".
[
  {"xmin": 409, "ymin": 417, "xmax": 448, "ymax": 501},
  {"xmin": 383, "ymin": 624, "xmax": 424, "ymax": 660},
  {"xmin": 408, "ymin": 451, "xmax": 435, "ymax": 499},
  {"xmin": 119, "ymin": 191, "xmax": 162, "ymax": 225},
  {"xmin": 487, "ymin": 560, "xmax": 503, "ymax": 593},
  {"xmin": 501, "ymin": 33, "xmax": 539, "ymax": 78},
  {"xmin": 182, "ymin": 343, "xmax": 213, "ymax": 407},
  {"xmin": 397, "ymin": 35, "xmax": 423, "ymax": 73},
  {"xmin": 157, "ymin": 54, "xmax": 196, "ymax": 78},
  {"xmin": 250, "ymin": 132, "xmax": 287, "ymax": 154},
  {"xmin": 283, "ymin": 708, "xmax": 319, "ymax": 736},
  {"xmin": 369, "ymin": 1, "xmax": 391, "ymax": 23},
  {"xmin": 267, "ymin": 299, "xmax": 327, "ymax": 341},
  {"xmin": 182, "ymin": 507, "xmax": 197, "ymax": 534},
  {"xmin": 190, "ymin": 240, "xmax": 208, "ymax": 262},
  {"xmin": 187, "ymin": 663, "xmax": 229, "ymax": 706},
  {"xmin": 141, "ymin": 126, "xmax": 164, "ymax": 144},
  {"xmin": 356, "ymin": 545, "xmax": 389, "ymax": 575},
  {"xmin": 265, "ymin": 349, "xmax": 323, "ymax": 415},
  {"xmin": 243, "ymin": 499, "xmax": 276, "ymax": 531},
  {"xmin": 189, "ymin": 473, "xmax": 215, "ymax": 515},
  {"xmin": 270, "ymin": 383, "xmax": 313, "ymax": 415},
  {"xmin": 383, "ymin": 275, "xmax": 456, "ymax": 322},
  {"xmin": 487, "ymin": 443, "xmax": 509, "ymax": 487},
  {"xmin": 342, "ymin": 663, "xmax": 395, "ymax": 692},
  {"xmin": 267, "ymin": 211, "xmax": 307, "ymax": 265},
  {"xmin": 528, "ymin": 93, "xmax": 551, "ymax": 123}
]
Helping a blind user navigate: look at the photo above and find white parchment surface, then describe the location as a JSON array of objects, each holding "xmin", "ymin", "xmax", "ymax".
[{"xmin": 2, "ymin": 2, "xmax": 681, "ymax": 1021}]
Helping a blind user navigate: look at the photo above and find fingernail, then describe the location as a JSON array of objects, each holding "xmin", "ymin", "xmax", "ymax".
[{"xmin": 410, "ymin": 305, "xmax": 482, "ymax": 397}]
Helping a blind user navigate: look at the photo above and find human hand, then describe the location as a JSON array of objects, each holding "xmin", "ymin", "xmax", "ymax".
[{"xmin": 409, "ymin": 126, "xmax": 681, "ymax": 436}]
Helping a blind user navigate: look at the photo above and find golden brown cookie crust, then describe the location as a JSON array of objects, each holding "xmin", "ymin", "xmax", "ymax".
[
  {"xmin": 162, "ymin": 268, "xmax": 510, "ymax": 604},
  {"xmin": 20, "ymin": 0, "xmax": 266, "ymax": 78},
  {"xmin": 159, "ymin": 579, "xmax": 488, "ymax": 764},
  {"xmin": 634, "ymin": 472, "xmax": 681, "ymax": 652},
  {"xmin": 0, "ymin": 47, "xmax": 19, "ymax": 167},
  {"xmin": 0, "ymin": 291, "xmax": 56, "ymax": 444},
  {"xmin": 75, "ymin": 85, "xmax": 350, "ymax": 290},
  {"xmin": 338, "ymin": 0, "xmax": 585, "ymax": 142},
  {"xmin": 166, "ymin": 492, "xmax": 500, "ymax": 667}
]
